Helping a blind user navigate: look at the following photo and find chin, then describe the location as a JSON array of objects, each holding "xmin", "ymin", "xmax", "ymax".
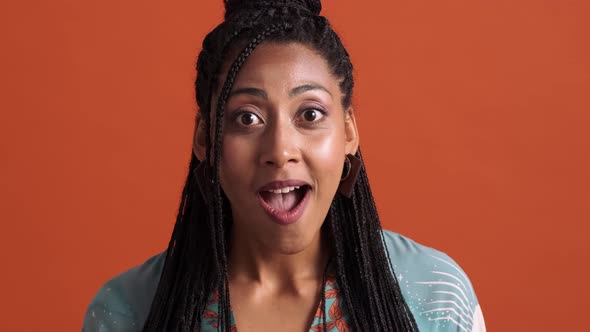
[
  {"xmin": 265, "ymin": 228, "xmax": 317, "ymax": 255},
  {"xmin": 274, "ymin": 242, "xmax": 310, "ymax": 255}
]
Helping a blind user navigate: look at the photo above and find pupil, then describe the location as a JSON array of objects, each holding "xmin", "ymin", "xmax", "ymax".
[
  {"xmin": 304, "ymin": 110, "xmax": 316, "ymax": 121},
  {"xmin": 242, "ymin": 113, "xmax": 254, "ymax": 125}
]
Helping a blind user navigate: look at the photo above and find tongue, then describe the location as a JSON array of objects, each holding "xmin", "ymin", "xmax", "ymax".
[{"xmin": 261, "ymin": 189, "xmax": 303, "ymax": 211}]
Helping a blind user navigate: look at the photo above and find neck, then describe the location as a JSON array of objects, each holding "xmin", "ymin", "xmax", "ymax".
[{"xmin": 227, "ymin": 225, "xmax": 330, "ymax": 290}]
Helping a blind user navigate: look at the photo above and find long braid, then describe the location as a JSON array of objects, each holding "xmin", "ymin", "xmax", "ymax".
[
  {"xmin": 329, "ymin": 200, "xmax": 366, "ymax": 330},
  {"xmin": 324, "ymin": 148, "xmax": 420, "ymax": 331},
  {"xmin": 209, "ymin": 23, "xmax": 290, "ymax": 331},
  {"xmin": 143, "ymin": 1, "xmax": 420, "ymax": 331},
  {"xmin": 333, "ymin": 148, "xmax": 420, "ymax": 330}
]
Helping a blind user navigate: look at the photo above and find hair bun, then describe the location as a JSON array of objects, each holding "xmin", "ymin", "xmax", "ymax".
[{"xmin": 224, "ymin": 0, "xmax": 322, "ymax": 19}]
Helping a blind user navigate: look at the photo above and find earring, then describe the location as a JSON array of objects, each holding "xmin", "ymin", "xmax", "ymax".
[
  {"xmin": 194, "ymin": 161, "xmax": 214, "ymax": 202},
  {"xmin": 337, "ymin": 154, "xmax": 361, "ymax": 198}
]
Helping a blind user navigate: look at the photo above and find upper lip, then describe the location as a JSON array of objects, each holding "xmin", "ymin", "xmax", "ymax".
[{"xmin": 258, "ymin": 179, "xmax": 311, "ymax": 192}]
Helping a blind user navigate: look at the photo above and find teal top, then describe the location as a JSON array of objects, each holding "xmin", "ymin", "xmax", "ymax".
[{"xmin": 82, "ymin": 230, "xmax": 486, "ymax": 332}]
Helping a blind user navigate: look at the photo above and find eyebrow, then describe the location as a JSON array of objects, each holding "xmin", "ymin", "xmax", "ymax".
[
  {"xmin": 228, "ymin": 83, "xmax": 332, "ymax": 100},
  {"xmin": 289, "ymin": 84, "xmax": 332, "ymax": 98}
]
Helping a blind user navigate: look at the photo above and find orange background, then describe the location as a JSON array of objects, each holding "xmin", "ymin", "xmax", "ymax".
[{"xmin": 1, "ymin": 1, "xmax": 588, "ymax": 331}]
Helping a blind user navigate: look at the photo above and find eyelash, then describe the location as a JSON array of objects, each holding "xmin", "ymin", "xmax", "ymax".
[{"xmin": 232, "ymin": 107, "xmax": 327, "ymax": 127}]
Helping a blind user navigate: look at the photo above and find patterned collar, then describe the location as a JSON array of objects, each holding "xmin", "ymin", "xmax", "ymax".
[{"xmin": 201, "ymin": 274, "xmax": 350, "ymax": 332}]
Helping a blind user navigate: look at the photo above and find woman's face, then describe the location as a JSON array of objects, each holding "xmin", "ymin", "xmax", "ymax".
[{"xmin": 195, "ymin": 42, "xmax": 358, "ymax": 254}]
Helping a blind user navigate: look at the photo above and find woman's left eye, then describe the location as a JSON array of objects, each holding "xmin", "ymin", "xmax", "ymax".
[{"xmin": 300, "ymin": 108, "xmax": 325, "ymax": 122}]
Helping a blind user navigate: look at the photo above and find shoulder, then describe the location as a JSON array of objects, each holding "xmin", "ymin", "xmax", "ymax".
[
  {"xmin": 82, "ymin": 252, "xmax": 166, "ymax": 332},
  {"xmin": 381, "ymin": 230, "xmax": 486, "ymax": 332}
]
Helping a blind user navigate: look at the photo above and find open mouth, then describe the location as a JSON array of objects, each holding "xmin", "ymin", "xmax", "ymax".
[
  {"xmin": 259, "ymin": 185, "xmax": 310, "ymax": 211},
  {"xmin": 257, "ymin": 185, "xmax": 311, "ymax": 225}
]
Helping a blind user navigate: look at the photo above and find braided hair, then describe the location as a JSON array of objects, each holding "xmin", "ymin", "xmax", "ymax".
[{"xmin": 142, "ymin": 1, "xmax": 419, "ymax": 331}]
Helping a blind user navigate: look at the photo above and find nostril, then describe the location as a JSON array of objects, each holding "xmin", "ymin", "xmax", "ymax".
[{"xmin": 263, "ymin": 157, "xmax": 298, "ymax": 167}]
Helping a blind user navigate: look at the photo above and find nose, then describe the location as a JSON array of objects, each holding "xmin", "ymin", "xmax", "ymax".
[{"xmin": 259, "ymin": 118, "xmax": 300, "ymax": 168}]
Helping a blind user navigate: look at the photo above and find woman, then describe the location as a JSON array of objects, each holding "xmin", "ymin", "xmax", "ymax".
[{"xmin": 83, "ymin": 0, "xmax": 486, "ymax": 331}]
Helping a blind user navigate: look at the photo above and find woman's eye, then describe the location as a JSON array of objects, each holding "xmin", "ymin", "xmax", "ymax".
[
  {"xmin": 301, "ymin": 109, "xmax": 325, "ymax": 122},
  {"xmin": 236, "ymin": 112, "xmax": 262, "ymax": 126}
]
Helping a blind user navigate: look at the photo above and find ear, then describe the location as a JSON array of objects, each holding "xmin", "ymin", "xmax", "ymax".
[
  {"xmin": 344, "ymin": 107, "xmax": 360, "ymax": 155},
  {"xmin": 192, "ymin": 111, "xmax": 207, "ymax": 160}
]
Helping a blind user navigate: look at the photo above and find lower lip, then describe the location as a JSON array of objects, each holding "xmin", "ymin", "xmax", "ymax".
[{"xmin": 257, "ymin": 188, "xmax": 311, "ymax": 225}]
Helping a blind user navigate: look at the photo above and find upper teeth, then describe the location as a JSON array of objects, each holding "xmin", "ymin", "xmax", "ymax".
[{"xmin": 267, "ymin": 186, "xmax": 300, "ymax": 194}]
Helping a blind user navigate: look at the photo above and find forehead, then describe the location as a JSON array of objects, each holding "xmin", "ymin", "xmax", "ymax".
[{"xmin": 221, "ymin": 42, "xmax": 341, "ymax": 94}]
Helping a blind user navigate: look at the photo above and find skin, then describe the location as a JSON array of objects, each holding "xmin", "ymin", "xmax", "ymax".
[{"xmin": 193, "ymin": 42, "xmax": 359, "ymax": 332}]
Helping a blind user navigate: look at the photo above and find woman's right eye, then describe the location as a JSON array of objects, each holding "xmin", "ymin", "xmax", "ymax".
[{"xmin": 236, "ymin": 112, "xmax": 262, "ymax": 126}]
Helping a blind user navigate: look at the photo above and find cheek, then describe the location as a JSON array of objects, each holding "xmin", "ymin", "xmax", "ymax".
[
  {"xmin": 218, "ymin": 136, "xmax": 255, "ymax": 200},
  {"xmin": 305, "ymin": 131, "xmax": 346, "ymax": 188}
]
